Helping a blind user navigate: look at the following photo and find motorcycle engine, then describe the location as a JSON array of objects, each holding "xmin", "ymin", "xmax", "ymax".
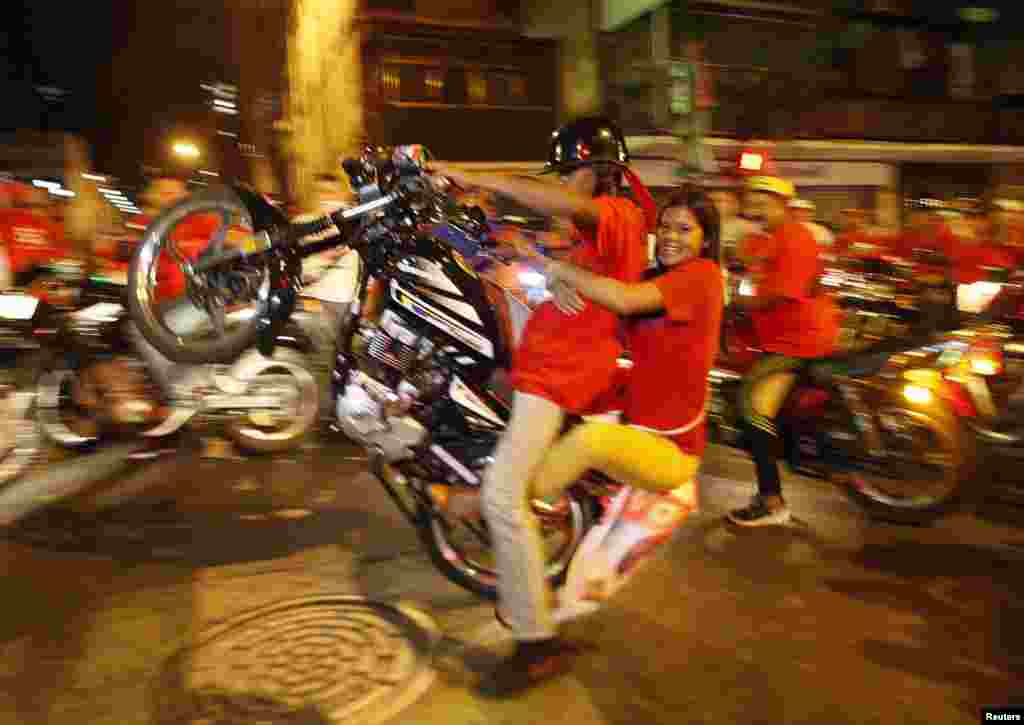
[{"xmin": 336, "ymin": 309, "xmax": 449, "ymax": 461}]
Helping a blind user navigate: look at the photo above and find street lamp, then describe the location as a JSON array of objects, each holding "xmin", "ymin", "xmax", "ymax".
[{"xmin": 172, "ymin": 141, "xmax": 201, "ymax": 160}]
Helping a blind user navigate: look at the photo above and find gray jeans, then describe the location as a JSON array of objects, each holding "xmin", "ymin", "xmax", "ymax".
[{"xmin": 481, "ymin": 392, "xmax": 566, "ymax": 640}]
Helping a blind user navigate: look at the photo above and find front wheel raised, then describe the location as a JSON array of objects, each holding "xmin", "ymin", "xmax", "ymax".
[{"xmin": 126, "ymin": 188, "xmax": 268, "ymax": 365}]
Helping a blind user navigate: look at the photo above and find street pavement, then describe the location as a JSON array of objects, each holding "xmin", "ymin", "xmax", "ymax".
[{"xmin": 0, "ymin": 432, "xmax": 1022, "ymax": 724}]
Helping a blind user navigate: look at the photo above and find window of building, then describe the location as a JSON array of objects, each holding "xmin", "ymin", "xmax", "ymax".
[
  {"xmin": 380, "ymin": 65, "xmax": 402, "ymax": 99},
  {"xmin": 467, "ymin": 71, "xmax": 488, "ymax": 104},
  {"xmin": 365, "ymin": 0, "xmax": 415, "ymax": 11},
  {"xmin": 424, "ymin": 68, "xmax": 445, "ymax": 100},
  {"xmin": 508, "ymin": 74, "xmax": 527, "ymax": 103}
]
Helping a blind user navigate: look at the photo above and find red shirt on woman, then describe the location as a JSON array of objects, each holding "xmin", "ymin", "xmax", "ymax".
[{"xmin": 626, "ymin": 258, "xmax": 723, "ymax": 457}]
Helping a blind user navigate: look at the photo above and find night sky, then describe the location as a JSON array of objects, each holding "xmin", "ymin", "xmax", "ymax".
[{"xmin": 3, "ymin": 0, "xmax": 234, "ymax": 186}]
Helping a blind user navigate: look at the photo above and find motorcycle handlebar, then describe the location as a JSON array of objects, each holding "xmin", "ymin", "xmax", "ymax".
[{"xmin": 192, "ymin": 192, "xmax": 401, "ymax": 274}]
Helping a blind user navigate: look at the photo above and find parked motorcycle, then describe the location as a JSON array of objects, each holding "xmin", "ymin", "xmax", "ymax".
[
  {"xmin": 709, "ymin": 264, "xmax": 973, "ymax": 524},
  {"xmin": 125, "ymin": 146, "xmax": 608, "ymax": 599},
  {"xmin": 22, "ymin": 261, "xmax": 320, "ymax": 454}
]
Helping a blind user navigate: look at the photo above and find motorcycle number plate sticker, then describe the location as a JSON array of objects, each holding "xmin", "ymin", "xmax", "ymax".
[
  {"xmin": 0, "ymin": 294, "xmax": 39, "ymax": 320},
  {"xmin": 74, "ymin": 302, "xmax": 124, "ymax": 322}
]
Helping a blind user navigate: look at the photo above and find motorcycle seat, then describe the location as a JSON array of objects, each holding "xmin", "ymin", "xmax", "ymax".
[{"xmin": 809, "ymin": 333, "xmax": 934, "ymax": 380}]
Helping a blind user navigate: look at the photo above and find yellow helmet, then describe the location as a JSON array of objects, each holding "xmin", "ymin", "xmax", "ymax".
[{"xmin": 746, "ymin": 175, "xmax": 795, "ymax": 199}]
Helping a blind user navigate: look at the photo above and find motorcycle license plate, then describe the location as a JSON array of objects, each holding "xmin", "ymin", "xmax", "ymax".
[{"xmin": 0, "ymin": 294, "xmax": 39, "ymax": 320}]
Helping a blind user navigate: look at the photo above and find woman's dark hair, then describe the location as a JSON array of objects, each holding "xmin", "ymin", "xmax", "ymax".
[{"xmin": 658, "ymin": 185, "xmax": 721, "ymax": 265}]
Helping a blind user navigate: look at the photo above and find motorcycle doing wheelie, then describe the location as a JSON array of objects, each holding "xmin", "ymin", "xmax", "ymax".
[
  {"xmin": 125, "ymin": 147, "xmax": 614, "ymax": 599},
  {"xmin": 708, "ymin": 264, "xmax": 973, "ymax": 524}
]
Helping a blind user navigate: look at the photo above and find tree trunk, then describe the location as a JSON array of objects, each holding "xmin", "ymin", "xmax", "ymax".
[{"xmin": 286, "ymin": 0, "xmax": 363, "ymax": 210}]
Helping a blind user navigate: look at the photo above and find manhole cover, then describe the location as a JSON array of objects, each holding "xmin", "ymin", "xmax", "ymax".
[{"xmin": 154, "ymin": 596, "xmax": 439, "ymax": 725}]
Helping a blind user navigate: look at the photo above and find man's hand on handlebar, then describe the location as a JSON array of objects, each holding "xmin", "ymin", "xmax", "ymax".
[{"xmin": 425, "ymin": 162, "xmax": 476, "ymax": 191}]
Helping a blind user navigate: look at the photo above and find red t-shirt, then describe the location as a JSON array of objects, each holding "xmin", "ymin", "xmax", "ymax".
[
  {"xmin": 954, "ymin": 241, "xmax": 1017, "ymax": 284},
  {"xmin": 895, "ymin": 222, "xmax": 959, "ymax": 260},
  {"xmin": 133, "ymin": 213, "xmax": 223, "ymax": 301},
  {"xmin": 742, "ymin": 221, "xmax": 840, "ymax": 359},
  {"xmin": 0, "ymin": 209, "xmax": 67, "ymax": 274},
  {"xmin": 626, "ymin": 258, "xmax": 723, "ymax": 457},
  {"xmin": 511, "ymin": 196, "xmax": 649, "ymax": 413}
]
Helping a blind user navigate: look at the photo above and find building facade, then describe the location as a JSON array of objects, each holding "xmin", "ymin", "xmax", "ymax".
[
  {"xmin": 599, "ymin": 0, "xmax": 1024, "ymax": 224},
  {"xmin": 359, "ymin": 2, "xmax": 558, "ymax": 161}
]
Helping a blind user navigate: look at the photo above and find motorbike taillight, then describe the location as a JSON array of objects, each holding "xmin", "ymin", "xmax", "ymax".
[
  {"xmin": 939, "ymin": 377, "xmax": 978, "ymax": 418},
  {"xmin": 964, "ymin": 338, "xmax": 1004, "ymax": 377}
]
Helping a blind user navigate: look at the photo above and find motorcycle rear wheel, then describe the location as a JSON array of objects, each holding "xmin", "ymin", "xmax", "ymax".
[
  {"xmin": 417, "ymin": 489, "xmax": 596, "ymax": 600},
  {"xmin": 835, "ymin": 405, "xmax": 971, "ymax": 524}
]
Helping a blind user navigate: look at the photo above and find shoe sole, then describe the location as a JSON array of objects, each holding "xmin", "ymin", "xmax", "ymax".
[{"xmin": 726, "ymin": 510, "xmax": 792, "ymax": 527}]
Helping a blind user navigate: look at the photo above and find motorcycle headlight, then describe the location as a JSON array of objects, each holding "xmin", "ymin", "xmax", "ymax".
[
  {"xmin": 903, "ymin": 384, "xmax": 933, "ymax": 405},
  {"xmin": 738, "ymin": 279, "xmax": 755, "ymax": 297},
  {"xmin": 968, "ymin": 355, "xmax": 1001, "ymax": 376},
  {"xmin": 957, "ymin": 281, "xmax": 1003, "ymax": 314}
]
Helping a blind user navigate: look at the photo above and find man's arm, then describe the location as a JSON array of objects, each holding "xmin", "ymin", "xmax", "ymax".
[{"xmin": 429, "ymin": 164, "xmax": 603, "ymax": 230}]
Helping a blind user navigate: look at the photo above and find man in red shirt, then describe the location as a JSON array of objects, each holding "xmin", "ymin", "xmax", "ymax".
[
  {"xmin": 727, "ymin": 176, "xmax": 840, "ymax": 526},
  {"xmin": 430, "ymin": 116, "xmax": 652, "ymax": 694},
  {"xmin": 895, "ymin": 196, "xmax": 960, "ymax": 261},
  {"xmin": 989, "ymin": 198, "xmax": 1024, "ymax": 269},
  {"xmin": 0, "ymin": 186, "xmax": 67, "ymax": 282}
]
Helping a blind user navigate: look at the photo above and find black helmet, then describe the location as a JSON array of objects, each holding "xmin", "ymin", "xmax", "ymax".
[{"xmin": 543, "ymin": 116, "xmax": 629, "ymax": 174}]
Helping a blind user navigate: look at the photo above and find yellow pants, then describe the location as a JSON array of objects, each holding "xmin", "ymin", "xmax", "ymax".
[{"xmin": 531, "ymin": 422, "xmax": 700, "ymax": 503}]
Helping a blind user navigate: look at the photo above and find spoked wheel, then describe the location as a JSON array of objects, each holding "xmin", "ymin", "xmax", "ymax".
[
  {"xmin": 127, "ymin": 188, "xmax": 272, "ymax": 364},
  {"xmin": 837, "ymin": 405, "xmax": 970, "ymax": 524},
  {"xmin": 35, "ymin": 363, "xmax": 100, "ymax": 448},
  {"xmin": 35, "ymin": 355, "xmax": 172, "ymax": 448},
  {"xmin": 418, "ymin": 486, "xmax": 595, "ymax": 600},
  {"xmin": 0, "ymin": 388, "xmax": 42, "ymax": 487},
  {"xmin": 224, "ymin": 349, "xmax": 320, "ymax": 454}
]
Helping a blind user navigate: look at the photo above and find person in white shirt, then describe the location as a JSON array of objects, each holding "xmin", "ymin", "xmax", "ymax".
[{"xmin": 789, "ymin": 198, "xmax": 835, "ymax": 249}]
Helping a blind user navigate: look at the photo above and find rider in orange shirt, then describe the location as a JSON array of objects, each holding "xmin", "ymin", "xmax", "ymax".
[{"xmin": 727, "ymin": 176, "xmax": 841, "ymax": 527}]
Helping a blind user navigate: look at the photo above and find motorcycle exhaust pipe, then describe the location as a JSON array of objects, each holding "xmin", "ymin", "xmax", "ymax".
[{"xmin": 0, "ymin": 441, "xmax": 146, "ymax": 526}]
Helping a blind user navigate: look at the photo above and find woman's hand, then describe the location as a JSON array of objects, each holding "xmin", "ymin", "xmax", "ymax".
[{"xmin": 549, "ymin": 277, "xmax": 585, "ymax": 316}]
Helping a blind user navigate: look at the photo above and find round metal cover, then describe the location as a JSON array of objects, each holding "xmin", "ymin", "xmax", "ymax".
[{"xmin": 154, "ymin": 595, "xmax": 439, "ymax": 725}]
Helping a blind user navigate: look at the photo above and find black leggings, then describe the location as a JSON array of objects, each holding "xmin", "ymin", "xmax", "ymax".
[{"xmin": 738, "ymin": 355, "xmax": 808, "ymax": 499}]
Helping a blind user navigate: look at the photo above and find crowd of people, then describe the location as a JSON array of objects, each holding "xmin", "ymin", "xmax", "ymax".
[{"xmin": 5, "ymin": 125, "xmax": 1024, "ymax": 697}]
